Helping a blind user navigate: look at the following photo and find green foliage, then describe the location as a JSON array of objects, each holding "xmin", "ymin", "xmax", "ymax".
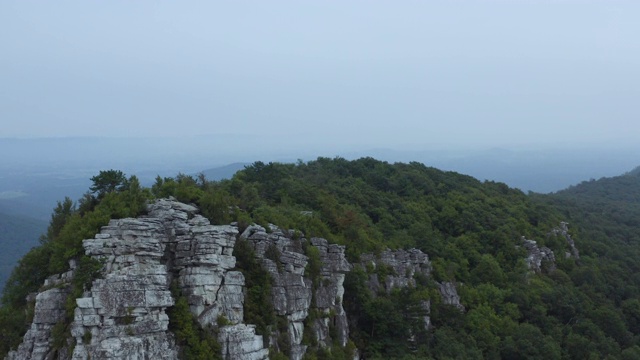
[
  {"xmin": 343, "ymin": 265, "xmax": 430, "ymax": 358},
  {"xmin": 74, "ymin": 256, "xmax": 104, "ymax": 294},
  {"xmin": 2, "ymin": 159, "xmax": 640, "ymax": 358},
  {"xmin": 232, "ymin": 238, "xmax": 276, "ymax": 336},
  {"xmin": 216, "ymin": 315, "xmax": 230, "ymax": 327},
  {"xmin": 82, "ymin": 330, "xmax": 92, "ymax": 345},
  {"xmin": 199, "ymin": 188, "xmax": 233, "ymax": 225},
  {"xmin": 51, "ymin": 320, "xmax": 69, "ymax": 350},
  {"xmin": 47, "ymin": 174, "xmax": 149, "ymax": 274},
  {"xmin": 2, "ymin": 244, "xmax": 53, "ymax": 308},
  {"xmin": 214, "ymin": 158, "xmax": 640, "ymax": 358},
  {"xmin": 90, "ymin": 169, "xmax": 127, "ymax": 198},
  {"xmin": 168, "ymin": 284, "xmax": 222, "ymax": 360},
  {"xmin": 152, "ymin": 176, "xmax": 177, "ymax": 199},
  {"xmin": 43, "ymin": 197, "xmax": 75, "ymax": 243},
  {"xmin": 469, "ymin": 254, "xmax": 505, "ymax": 286},
  {"xmin": 123, "ymin": 306, "xmax": 135, "ymax": 325},
  {"xmin": 0, "ymin": 305, "xmax": 27, "ymax": 356},
  {"xmin": 304, "ymin": 243, "xmax": 322, "ymax": 290},
  {"xmin": 264, "ymin": 243, "xmax": 283, "ymax": 273},
  {"xmin": 270, "ymin": 349, "xmax": 290, "ymax": 360}
]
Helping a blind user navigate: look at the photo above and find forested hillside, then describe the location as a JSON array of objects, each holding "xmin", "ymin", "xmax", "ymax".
[
  {"xmin": 544, "ymin": 166, "xmax": 640, "ymax": 244},
  {"xmin": 2, "ymin": 158, "xmax": 640, "ymax": 359},
  {"xmin": 535, "ymin": 167, "xmax": 640, "ymax": 357}
]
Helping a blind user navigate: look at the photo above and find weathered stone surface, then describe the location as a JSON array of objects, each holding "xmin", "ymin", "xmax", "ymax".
[
  {"xmin": 149, "ymin": 200, "xmax": 267, "ymax": 360},
  {"xmin": 6, "ymin": 286, "xmax": 73, "ymax": 360},
  {"xmin": 219, "ymin": 325, "xmax": 270, "ymax": 360},
  {"xmin": 360, "ymin": 248, "xmax": 431, "ymax": 294},
  {"xmin": 68, "ymin": 212, "xmax": 178, "ymax": 360},
  {"xmin": 438, "ymin": 282, "xmax": 464, "ymax": 310},
  {"xmin": 242, "ymin": 225, "xmax": 352, "ymax": 359},
  {"xmin": 522, "ymin": 237, "xmax": 556, "ymax": 273},
  {"xmin": 9, "ymin": 199, "xmax": 258, "ymax": 360}
]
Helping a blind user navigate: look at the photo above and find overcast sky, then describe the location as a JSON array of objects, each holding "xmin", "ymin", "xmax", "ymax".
[{"xmin": 1, "ymin": 1, "xmax": 638, "ymax": 149}]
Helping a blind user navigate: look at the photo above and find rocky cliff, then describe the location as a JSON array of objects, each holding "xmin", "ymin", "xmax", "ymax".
[
  {"xmin": 241, "ymin": 225, "xmax": 352, "ymax": 360},
  {"xmin": 521, "ymin": 222, "xmax": 580, "ymax": 273},
  {"xmin": 7, "ymin": 199, "xmax": 461, "ymax": 360}
]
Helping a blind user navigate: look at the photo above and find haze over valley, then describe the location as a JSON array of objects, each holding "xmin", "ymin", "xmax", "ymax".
[
  {"xmin": 2, "ymin": 137, "xmax": 639, "ymax": 219},
  {"xmin": 2, "ymin": 1, "xmax": 640, "ymax": 358}
]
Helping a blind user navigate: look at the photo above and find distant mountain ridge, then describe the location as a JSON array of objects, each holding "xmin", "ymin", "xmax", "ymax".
[
  {"xmin": 627, "ymin": 166, "xmax": 640, "ymax": 177},
  {"xmin": 554, "ymin": 165, "xmax": 640, "ymax": 204},
  {"xmin": 542, "ymin": 164, "xmax": 640, "ymax": 262},
  {"xmin": 199, "ymin": 162, "xmax": 248, "ymax": 181}
]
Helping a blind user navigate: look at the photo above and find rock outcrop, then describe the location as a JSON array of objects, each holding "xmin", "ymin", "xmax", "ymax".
[
  {"xmin": 241, "ymin": 225, "xmax": 352, "ymax": 360},
  {"xmin": 146, "ymin": 199, "xmax": 269, "ymax": 360},
  {"xmin": 521, "ymin": 222, "xmax": 580, "ymax": 273},
  {"xmin": 359, "ymin": 248, "xmax": 431, "ymax": 294},
  {"xmin": 549, "ymin": 222, "xmax": 580, "ymax": 260},
  {"xmin": 6, "ymin": 269, "xmax": 74, "ymax": 360},
  {"xmin": 70, "ymin": 215, "xmax": 177, "ymax": 359},
  {"xmin": 522, "ymin": 237, "xmax": 556, "ymax": 273},
  {"xmin": 8, "ymin": 199, "xmax": 269, "ymax": 360},
  {"xmin": 438, "ymin": 282, "xmax": 464, "ymax": 310},
  {"xmin": 8, "ymin": 199, "xmax": 456, "ymax": 360},
  {"xmin": 359, "ymin": 250, "xmax": 464, "ymax": 305}
]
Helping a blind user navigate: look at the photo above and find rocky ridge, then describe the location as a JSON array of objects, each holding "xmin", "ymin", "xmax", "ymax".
[
  {"xmin": 7, "ymin": 199, "xmax": 462, "ymax": 360},
  {"xmin": 522, "ymin": 222, "xmax": 580, "ymax": 273}
]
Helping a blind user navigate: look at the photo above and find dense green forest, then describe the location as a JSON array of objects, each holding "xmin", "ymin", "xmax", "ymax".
[{"xmin": 2, "ymin": 158, "xmax": 640, "ymax": 359}]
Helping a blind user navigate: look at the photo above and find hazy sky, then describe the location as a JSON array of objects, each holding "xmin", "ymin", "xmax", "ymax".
[{"xmin": 1, "ymin": 1, "xmax": 638, "ymax": 149}]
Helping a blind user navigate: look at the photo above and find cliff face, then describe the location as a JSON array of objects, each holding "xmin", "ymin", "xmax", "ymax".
[
  {"xmin": 241, "ymin": 225, "xmax": 352, "ymax": 360},
  {"xmin": 359, "ymin": 249, "xmax": 431, "ymax": 294},
  {"xmin": 7, "ymin": 199, "xmax": 460, "ymax": 360},
  {"xmin": 7, "ymin": 273, "xmax": 73, "ymax": 359}
]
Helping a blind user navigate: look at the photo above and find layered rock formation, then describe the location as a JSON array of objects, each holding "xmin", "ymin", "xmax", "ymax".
[
  {"xmin": 145, "ymin": 200, "xmax": 269, "ymax": 360},
  {"xmin": 359, "ymin": 248, "xmax": 431, "ymax": 294},
  {"xmin": 8, "ymin": 199, "xmax": 461, "ymax": 360},
  {"xmin": 241, "ymin": 225, "xmax": 352, "ymax": 360},
  {"xmin": 71, "ymin": 216, "xmax": 177, "ymax": 359},
  {"xmin": 6, "ymin": 270, "xmax": 74, "ymax": 360},
  {"xmin": 7, "ymin": 199, "xmax": 269, "ymax": 360}
]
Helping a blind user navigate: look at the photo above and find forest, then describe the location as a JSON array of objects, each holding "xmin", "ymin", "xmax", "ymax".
[{"xmin": 2, "ymin": 158, "xmax": 640, "ymax": 359}]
